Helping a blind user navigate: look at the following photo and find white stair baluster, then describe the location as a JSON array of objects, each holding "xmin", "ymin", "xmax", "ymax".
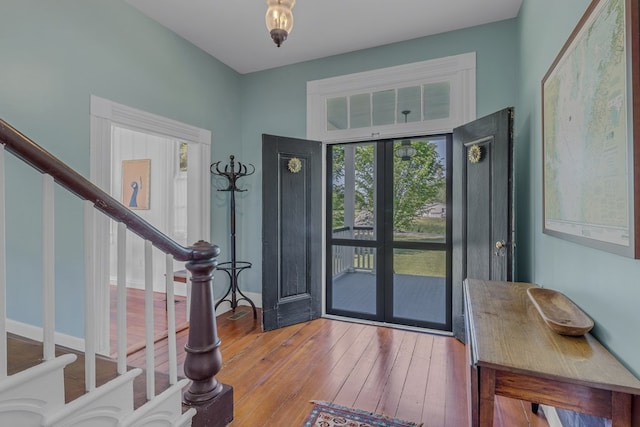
[
  {"xmin": 42, "ymin": 174, "xmax": 55, "ymax": 361},
  {"xmin": 0, "ymin": 146, "xmax": 6, "ymax": 378},
  {"xmin": 117, "ymin": 223, "xmax": 127, "ymax": 374},
  {"xmin": 83, "ymin": 201, "xmax": 96, "ymax": 392},
  {"xmin": 144, "ymin": 240, "xmax": 155, "ymax": 400},
  {"xmin": 166, "ymin": 254, "xmax": 178, "ymax": 385}
]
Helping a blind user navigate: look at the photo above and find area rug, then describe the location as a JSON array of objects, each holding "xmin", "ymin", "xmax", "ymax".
[{"xmin": 302, "ymin": 401, "xmax": 423, "ymax": 427}]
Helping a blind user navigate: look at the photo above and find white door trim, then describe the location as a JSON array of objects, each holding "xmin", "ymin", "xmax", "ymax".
[
  {"xmin": 307, "ymin": 54, "xmax": 476, "ymax": 319},
  {"xmin": 90, "ymin": 95, "xmax": 211, "ymax": 355}
]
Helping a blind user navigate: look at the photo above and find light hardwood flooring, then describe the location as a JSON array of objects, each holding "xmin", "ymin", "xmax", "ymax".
[
  {"xmin": 7, "ymin": 297, "xmax": 551, "ymax": 426},
  {"xmin": 127, "ymin": 306, "xmax": 550, "ymax": 426},
  {"xmin": 109, "ymin": 285, "xmax": 188, "ymax": 357}
]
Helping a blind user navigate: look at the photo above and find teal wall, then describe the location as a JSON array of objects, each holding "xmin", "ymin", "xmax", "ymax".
[
  {"xmin": 0, "ymin": 0, "xmax": 241, "ymax": 337},
  {"xmin": 237, "ymin": 19, "xmax": 519, "ymax": 297},
  {"xmin": 516, "ymin": 0, "xmax": 640, "ymax": 376}
]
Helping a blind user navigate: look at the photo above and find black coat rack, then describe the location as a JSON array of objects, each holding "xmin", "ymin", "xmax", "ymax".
[{"xmin": 210, "ymin": 155, "xmax": 257, "ymax": 318}]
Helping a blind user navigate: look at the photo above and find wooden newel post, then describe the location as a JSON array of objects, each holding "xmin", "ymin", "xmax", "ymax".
[{"xmin": 183, "ymin": 240, "xmax": 224, "ymax": 403}]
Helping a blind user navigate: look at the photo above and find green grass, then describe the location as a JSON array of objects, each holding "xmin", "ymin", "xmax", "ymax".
[
  {"xmin": 394, "ymin": 249, "xmax": 445, "ymax": 277},
  {"xmin": 334, "ymin": 215, "xmax": 447, "ymax": 277},
  {"xmin": 349, "ymin": 250, "xmax": 445, "ymax": 277},
  {"xmin": 408, "ymin": 217, "xmax": 446, "ymax": 234}
]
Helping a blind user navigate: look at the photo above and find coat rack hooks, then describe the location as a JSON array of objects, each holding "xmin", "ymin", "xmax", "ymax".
[{"xmin": 210, "ymin": 155, "xmax": 255, "ymax": 192}]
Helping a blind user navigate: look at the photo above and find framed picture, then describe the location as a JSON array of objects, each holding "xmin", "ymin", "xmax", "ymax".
[
  {"xmin": 542, "ymin": 0, "xmax": 640, "ymax": 258},
  {"xmin": 122, "ymin": 159, "xmax": 151, "ymax": 210}
]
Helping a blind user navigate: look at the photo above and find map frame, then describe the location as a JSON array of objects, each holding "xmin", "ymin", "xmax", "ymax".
[{"xmin": 541, "ymin": 0, "xmax": 640, "ymax": 258}]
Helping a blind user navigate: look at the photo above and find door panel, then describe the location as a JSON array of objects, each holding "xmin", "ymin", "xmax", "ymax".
[
  {"xmin": 452, "ymin": 107, "xmax": 514, "ymax": 341},
  {"xmin": 327, "ymin": 142, "xmax": 383, "ymax": 322},
  {"xmin": 262, "ymin": 134, "xmax": 322, "ymax": 331},
  {"xmin": 466, "ymin": 136, "xmax": 493, "ymax": 280}
]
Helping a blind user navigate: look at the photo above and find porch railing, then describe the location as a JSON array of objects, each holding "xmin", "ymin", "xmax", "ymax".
[
  {"xmin": 332, "ymin": 226, "xmax": 375, "ymax": 276},
  {"xmin": 0, "ymin": 119, "xmax": 224, "ymax": 407}
]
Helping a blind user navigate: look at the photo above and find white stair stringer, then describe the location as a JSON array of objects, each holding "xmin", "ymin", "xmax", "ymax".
[
  {"xmin": 43, "ymin": 367, "xmax": 142, "ymax": 427},
  {"xmin": 119, "ymin": 378, "xmax": 196, "ymax": 427},
  {"xmin": 0, "ymin": 353, "xmax": 77, "ymax": 427}
]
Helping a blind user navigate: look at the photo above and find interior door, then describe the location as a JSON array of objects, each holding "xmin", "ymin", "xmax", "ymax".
[
  {"xmin": 262, "ymin": 134, "xmax": 322, "ymax": 331},
  {"xmin": 452, "ymin": 107, "xmax": 514, "ymax": 341}
]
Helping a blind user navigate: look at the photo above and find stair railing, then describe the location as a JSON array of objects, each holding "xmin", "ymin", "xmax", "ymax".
[{"xmin": 0, "ymin": 118, "xmax": 224, "ymax": 405}]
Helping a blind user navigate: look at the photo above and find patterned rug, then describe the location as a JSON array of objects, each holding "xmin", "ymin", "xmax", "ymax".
[{"xmin": 302, "ymin": 401, "xmax": 423, "ymax": 427}]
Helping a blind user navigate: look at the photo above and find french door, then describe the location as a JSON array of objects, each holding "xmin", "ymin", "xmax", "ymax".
[{"xmin": 326, "ymin": 134, "xmax": 452, "ymax": 331}]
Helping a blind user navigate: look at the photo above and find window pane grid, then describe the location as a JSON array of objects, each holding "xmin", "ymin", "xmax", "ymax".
[{"xmin": 327, "ymin": 81, "xmax": 452, "ymax": 133}]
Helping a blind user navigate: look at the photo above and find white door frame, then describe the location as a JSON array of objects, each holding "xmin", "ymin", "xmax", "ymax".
[
  {"xmin": 90, "ymin": 95, "xmax": 211, "ymax": 355},
  {"xmin": 306, "ymin": 54, "xmax": 476, "ymax": 319}
]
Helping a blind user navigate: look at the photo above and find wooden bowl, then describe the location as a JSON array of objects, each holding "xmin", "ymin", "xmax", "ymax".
[{"xmin": 527, "ymin": 287, "xmax": 594, "ymax": 336}]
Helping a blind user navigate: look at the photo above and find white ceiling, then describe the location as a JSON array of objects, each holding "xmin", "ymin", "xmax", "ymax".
[{"xmin": 126, "ymin": 0, "xmax": 523, "ymax": 75}]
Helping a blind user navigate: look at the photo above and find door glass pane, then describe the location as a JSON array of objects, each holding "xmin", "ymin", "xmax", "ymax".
[
  {"xmin": 397, "ymin": 86, "xmax": 421, "ymax": 123},
  {"xmin": 423, "ymin": 82, "xmax": 450, "ymax": 120},
  {"xmin": 393, "ymin": 249, "xmax": 446, "ymax": 324},
  {"xmin": 350, "ymin": 93, "xmax": 371, "ymax": 129},
  {"xmin": 328, "ymin": 135, "xmax": 451, "ymax": 330},
  {"xmin": 330, "ymin": 143, "xmax": 376, "ymax": 240},
  {"xmin": 331, "ymin": 245, "xmax": 377, "ymax": 315},
  {"xmin": 372, "ymin": 89, "xmax": 396, "ymax": 126},
  {"xmin": 392, "ymin": 137, "xmax": 447, "ymax": 243},
  {"xmin": 327, "ymin": 96, "xmax": 348, "ymax": 130}
]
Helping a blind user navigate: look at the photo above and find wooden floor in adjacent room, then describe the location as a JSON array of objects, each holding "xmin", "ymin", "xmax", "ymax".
[
  {"xmin": 127, "ymin": 306, "xmax": 550, "ymax": 427},
  {"xmin": 109, "ymin": 285, "xmax": 189, "ymax": 357}
]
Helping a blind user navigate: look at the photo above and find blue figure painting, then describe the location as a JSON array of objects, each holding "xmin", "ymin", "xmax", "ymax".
[
  {"xmin": 122, "ymin": 159, "xmax": 150, "ymax": 209},
  {"xmin": 129, "ymin": 177, "xmax": 142, "ymax": 208}
]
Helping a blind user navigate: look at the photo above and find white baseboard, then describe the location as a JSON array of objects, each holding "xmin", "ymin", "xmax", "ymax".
[
  {"xmin": 109, "ymin": 278, "xmax": 188, "ymax": 297},
  {"xmin": 6, "ymin": 291, "xmax": 263, "ymax": 354},
  {"xmin": 541, "ymin": 405, "xmax": 563, "ymax": 427},
  {"xmin": 6, "ymin": 319, "xmax": 85, "ymax": 353}
]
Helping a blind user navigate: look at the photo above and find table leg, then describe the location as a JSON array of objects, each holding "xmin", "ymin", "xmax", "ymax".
[
  {"xmin": 611, "ymin": 391, "xmax": 632, "ymax": 427},
  {"xmin": 468, "ymin": 364, "xmax": 479, "ymax": 427},
  {"xmin": 478, "ymin": 367, "xmax": 496, "ymax": 427}
]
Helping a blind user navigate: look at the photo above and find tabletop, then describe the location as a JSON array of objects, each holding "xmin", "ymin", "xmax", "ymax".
[{"xmin": 464, "ymin": 279, "xmax": 640, "ymax": 395}]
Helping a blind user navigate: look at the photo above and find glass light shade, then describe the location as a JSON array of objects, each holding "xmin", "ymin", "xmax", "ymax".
[
  {"xmin": 265, "ymin": 0, "xmax": 295, "ymax": 33},
  {"xmin": 396, "ymin": 141, "xmax": 417, "ymax": 161}
]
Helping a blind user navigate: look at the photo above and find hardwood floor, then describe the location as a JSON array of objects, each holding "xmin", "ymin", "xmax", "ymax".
[
  {"xmin": 6, "ymin": 299, "xmax": 551, "ymax": 426},
  {"xmin": 126, "ymin": 307, "xmax": 550, "ymax": 427},
  {"xmin": 109, "ymin": 285, "xmax": 188, "ymax": 357}
]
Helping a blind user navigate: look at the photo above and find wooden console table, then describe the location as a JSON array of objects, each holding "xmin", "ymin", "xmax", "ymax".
[{"xmin": 464, "ymin": 279, "xmax": 640, "ymax": 426}]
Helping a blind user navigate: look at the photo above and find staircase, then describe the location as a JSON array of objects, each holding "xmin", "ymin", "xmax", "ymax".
[{"xmin": 0, "ymin": 119, "xmax": 230, "ymax": 426}]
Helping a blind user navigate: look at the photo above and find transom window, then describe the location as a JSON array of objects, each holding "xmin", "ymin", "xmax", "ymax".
[{"xmin": 307, "ymin": 52, "xmax": 476, "ymax": 143}]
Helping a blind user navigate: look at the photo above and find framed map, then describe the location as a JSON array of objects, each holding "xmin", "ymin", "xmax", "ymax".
[{"xmin": 542, "ymin": 0, "xmax": 640, "ymax": 258}]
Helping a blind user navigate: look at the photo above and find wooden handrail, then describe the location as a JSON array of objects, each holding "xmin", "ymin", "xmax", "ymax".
[
  {"xmin": 0, "ymin": 119, "xmax": 215, "ymax": 262},
  {"xmin": 0, "ymin": 118, "xmax": 226, "ymax": 407}
]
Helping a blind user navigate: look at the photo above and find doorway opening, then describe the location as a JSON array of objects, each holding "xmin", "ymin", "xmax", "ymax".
[
  {"xmin": 108, "ymin": 127, "xmax": 190, "ymax": 355},
  {"xmin": 90, "ymin": 95, "xmax": 211, "ymax": 356},
  {"xmin": 326, "ymin": 134, "xmax": 452, "ymax": 331},
  {"xmin": 110, "ymin": 127, "xmax": 189, "ymax": 294}
]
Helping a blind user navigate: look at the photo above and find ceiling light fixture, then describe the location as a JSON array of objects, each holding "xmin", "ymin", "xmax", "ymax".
[
  {"xmin": 395, "ymin": 110, "xmax": 417, "ymax": 161},
  {"xmin": 265, "ymin": 0, "xmax": 295, "ymax": 47}
]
